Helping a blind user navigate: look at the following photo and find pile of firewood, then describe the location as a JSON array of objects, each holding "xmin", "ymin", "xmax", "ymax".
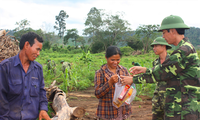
[{"xmin": 0, "ymin": 30, "xmax": 19, "ymax": 62}]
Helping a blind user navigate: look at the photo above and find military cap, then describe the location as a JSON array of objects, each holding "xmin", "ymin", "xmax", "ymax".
[
  {"xmin": 158, "ymin": 15, "xmax": 190, "ymax": 32},
  {"xmin": 132, "ymin": 62, "xmax": 141, "ymax": 66},
  {"xmin": 151, "ymin": 37, "xmax": 172, "ymax": 49},
  {"xmin": 47, "ymin": 59, "xmax": 51, "ymax": 61}
]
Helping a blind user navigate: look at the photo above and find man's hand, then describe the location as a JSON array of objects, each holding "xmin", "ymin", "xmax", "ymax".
[
  {"xmin": 120, "ymin": 75, "xmax": 133, "ymax": 85},
  {"xmin": 129, "ymin": 66, "xmax": 147, "ymax": 75},
  {"xmin": 39, "ymin": 110, "xmax": 51, "ymax": 120}
]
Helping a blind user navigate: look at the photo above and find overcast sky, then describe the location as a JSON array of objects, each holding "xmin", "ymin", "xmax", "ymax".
[{"xmin": 0, "ymin": 0, "xmax": 200, "ymax": 35}]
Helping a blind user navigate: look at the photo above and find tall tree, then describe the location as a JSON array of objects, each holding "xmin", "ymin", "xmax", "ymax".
[
  {"xmin": 83, "ymin": 7, "xmax": 105, "ymax": 51},
  {"xmin": 126, "ymin": 35, "xmax": 143, "ymax": 51},
  {"xmin": 13, "ymin": 19, "xmax": 31, "ymax": 40},
  {"xmin": 135, "ymin": 24, "xmax": 161, "ymax": 53},
  {"xmin": 84, "ymin": 7, "xmax": 104, "ymax": 36},
  {"xmin": 76, "ymin": 36, "xmax": 86, "ymax": 48},
  {"xmin": 84, "ymin": 7, "xmax": 131, "ymax": 51},
  {"xmin": 54, "ymin": 10, "xmax": 69, "ymax": 38},
  {"xmin": 64, "ymin": 29, "xmax": 79, "ymax": 46},
  {"xmin": 14, "ymin": 19, "xmax": 30, "ymax": 31},
  {"xmin": 104, "ymin": 13, "xmax": 131, "ymax": 46}
]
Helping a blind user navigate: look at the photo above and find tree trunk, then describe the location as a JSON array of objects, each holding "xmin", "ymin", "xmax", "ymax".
[{"xmin": 45, "ymin": 80, "xmax": 85, "ymax": 120}]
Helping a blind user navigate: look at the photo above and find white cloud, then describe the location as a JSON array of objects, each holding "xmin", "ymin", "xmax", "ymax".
[
  {"xmin": 0, "ymin": 0, "xmax": 200, "ymax": 36},
  {"xmin": 91, "ymin": 0, "xmax": 200, "ymax": 29}
]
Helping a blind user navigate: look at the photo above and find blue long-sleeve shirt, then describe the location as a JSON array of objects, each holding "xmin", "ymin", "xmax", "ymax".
[{"xmin": 0, "ymin": 54, "xmax": 48, "ymax": 120}]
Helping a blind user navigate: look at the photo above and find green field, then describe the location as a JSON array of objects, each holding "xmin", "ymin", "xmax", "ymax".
[
  {"xmin": 37, "ymin": 49, "xmax": 200, "ymax": 98},
  {"xmin": 37, "ymin": 49, "xmax": 177, "ymax": 98},
  {"xmin": 36, "ymin": 49, "xmax": 200, "ymax": 116}
]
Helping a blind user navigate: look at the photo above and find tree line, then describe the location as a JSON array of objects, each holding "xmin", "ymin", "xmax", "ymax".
[{"xmin": 2, "ymin": 7, "xmax": 200, "ymax": 54}]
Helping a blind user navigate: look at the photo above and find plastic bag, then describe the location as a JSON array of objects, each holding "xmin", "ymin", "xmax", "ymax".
[
  {"xmin": 124, "ymin": 84, "xmax": 137, "ymax": 105},
  {"xmin": 112, "ymin": 75, "xmax": 137, "ymax": 108}
]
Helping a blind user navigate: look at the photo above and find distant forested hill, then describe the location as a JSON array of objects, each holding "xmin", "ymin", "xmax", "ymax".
[
  {"xmin": 2, "ymin": 27, "xmax": 200, "ymax": 47},
  {"xmin": 185, "ymin": 27, "xmax": 200, "ymax": 46}
]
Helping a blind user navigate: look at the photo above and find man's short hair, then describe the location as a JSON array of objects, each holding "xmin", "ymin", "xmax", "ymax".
[{"xmin": 19, "ymin": 32, "xmax": 43, "ymax": 50}]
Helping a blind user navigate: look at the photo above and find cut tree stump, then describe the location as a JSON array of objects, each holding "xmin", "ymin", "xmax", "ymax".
[{"xmin": 45, "ymin": 80, "xmax": 85, "ymax": 120}]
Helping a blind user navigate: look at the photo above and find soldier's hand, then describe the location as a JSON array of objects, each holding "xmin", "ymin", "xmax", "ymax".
[
  {"xmin": 120, "ymin": 75, "xmax": 133, "ymax": 85},
  {"xmin": 129, "ymin": 66, "xmax": 147, "ymax": 75}
]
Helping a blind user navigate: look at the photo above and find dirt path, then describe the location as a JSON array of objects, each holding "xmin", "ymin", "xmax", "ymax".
[{"xmin": 66, "ymin": 87, "xmax": 152, "ymax": 120}]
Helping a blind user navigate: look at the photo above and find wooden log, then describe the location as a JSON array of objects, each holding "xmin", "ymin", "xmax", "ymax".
[{"xmin": 46, "ymin": 80, "xmax": 85, "ymax": 120}]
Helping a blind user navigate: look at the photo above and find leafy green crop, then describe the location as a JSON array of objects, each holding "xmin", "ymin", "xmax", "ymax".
[{"xmin": 37, "ymin": 49, "xmax": 194, "ymax": 98}]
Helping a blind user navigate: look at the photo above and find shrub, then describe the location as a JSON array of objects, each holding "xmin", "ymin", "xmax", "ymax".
[
  {"xmin": 120, "ymin": 46, "xmax": 134, "ymax": 56},
  {"xmin": 90, "ymin": 41, "xmax": 104, "ymax": 53},
  {"xmin": 52, "ymin": 44, "xmax": 59, "ymax": 52},
  {"xmin": 69, "ymin": 49, "xmax": 82, "ymax": 54}
]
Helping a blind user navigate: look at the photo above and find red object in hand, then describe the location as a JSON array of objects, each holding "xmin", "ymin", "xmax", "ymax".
[{"xmin": 118, "ymin": 85, "xmax": 130, "ymax": 100}]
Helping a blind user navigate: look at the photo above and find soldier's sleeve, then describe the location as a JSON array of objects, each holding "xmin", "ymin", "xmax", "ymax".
[
  {"xmin": 133, "ymin": 48, "xmax": 192, "ymax": 84},
  {"xmin": 135, "ymin": 62, "xmax": 141, "ymax": 66},
  {"xmin": 61, "ymin": 64, "xmax": 65, "ymax": 72}
]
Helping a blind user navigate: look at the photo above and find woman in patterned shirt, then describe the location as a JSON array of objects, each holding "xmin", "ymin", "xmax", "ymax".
[{"xmin": 94, "ymin": 46, "xmax": 132, "ymax": 120}]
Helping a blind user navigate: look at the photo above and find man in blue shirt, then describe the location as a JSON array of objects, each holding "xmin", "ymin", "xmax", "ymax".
[{"xmin": 0, "ymin": 32, "xmax": 51, "ymax": 120}]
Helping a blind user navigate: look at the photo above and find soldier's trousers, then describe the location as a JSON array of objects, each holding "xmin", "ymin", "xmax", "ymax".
[{"xmin": 152, "ymin": 92, "xmax": 166, "ymax": 120}]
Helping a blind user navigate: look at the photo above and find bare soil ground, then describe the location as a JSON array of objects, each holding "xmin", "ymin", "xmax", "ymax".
[{"xmin": 66, "ymin": 87, "xmax": 152, "ymax": 120}]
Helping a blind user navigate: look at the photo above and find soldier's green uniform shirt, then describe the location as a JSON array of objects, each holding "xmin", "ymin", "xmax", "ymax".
[
  {"xmin": 133, "ymin": 38, "xmax": 200, "ymax": 120},
  {"xmin": 152, "ymin": 54, "xmax": 169, "ymax": 120},
  {"xmin": 47, "ymin": 60, "xmax": 56, "ymax": 70},
  {"xmin": 153, "ymin": 55, "xmax": 169, "ymax": 93},
  {"xmin": 47, "ymin": 61, "xmax": 51, "ymax": 70},
  {"xmin": 62, "ymin": 62, "xmax": 71, "ymax": 73}
]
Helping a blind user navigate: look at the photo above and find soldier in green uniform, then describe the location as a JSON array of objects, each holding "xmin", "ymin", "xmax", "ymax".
[
  {"xmin": 52, "ymin": 60, "xmax": 56, "ymax": 74},
  {"xmin": 47, "ymin": 59, "xmax": 56, "ymax": 75},
  {"xmin": 151, "ymin": 37, "xmax": 171, "ymax": 120},
  {"xmin": 60, "ymin": 60, "xmax": 71, "ymax": 79},
  {"xmin": 47, "ymin": 59, "xmax": 51, "ymax": 70},
  {"xmin": 132, "ymin": 62, "xmax": 141, "ymax": 66},
  {"xmin": 121, "ymin": 15, "xmax": 200, "ymax": 120}
]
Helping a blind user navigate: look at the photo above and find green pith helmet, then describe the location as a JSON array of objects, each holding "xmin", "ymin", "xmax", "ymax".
[
  {"xmin": 151, "ymin": 37, "xmax": 172, "ymax": 49},
  {"xmin": 132, "ymin": 62, "xmax": 141, "ymax": 66},
  {"xmin": 158, "ymin": 15, "xmax": 190, "ymax": 32},
  {"xmin": 47, "ymin": 59, "xmax": 51, "ymax": 62},
  {"xmin": 60, "ymin": 60, "xmax": 64, "ymax": 63}
]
